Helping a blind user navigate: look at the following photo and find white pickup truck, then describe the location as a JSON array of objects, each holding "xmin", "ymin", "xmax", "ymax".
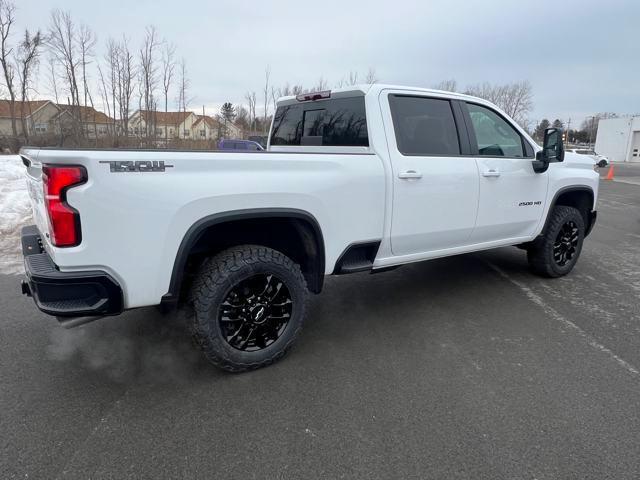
[{"xmin": 20, "ymin": 84, "xmax": 599, "ymax": 372}]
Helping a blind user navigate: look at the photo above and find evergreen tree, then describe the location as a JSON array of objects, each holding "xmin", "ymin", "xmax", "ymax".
[
  {"xmin": 220, "ymin": 102, "xmax": 236, "ymax": 123},
  {"xmin": 534, "ymin": 119, "xmax": 550, "ymax": 140}
]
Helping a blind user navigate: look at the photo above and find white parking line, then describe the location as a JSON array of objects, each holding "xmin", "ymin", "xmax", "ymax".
[
  {"xmin": 484, "ymin": 260, "xmax": 640, "ymax": 377},
  {"xmin": 613, "ymin": 178, "xmax": 640, "ymax": 186}
]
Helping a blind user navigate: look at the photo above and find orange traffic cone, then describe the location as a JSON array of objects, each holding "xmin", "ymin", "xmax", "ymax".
[{"xmin": 605, "ymin": 164, "xmax": 615, "ymax": 180}]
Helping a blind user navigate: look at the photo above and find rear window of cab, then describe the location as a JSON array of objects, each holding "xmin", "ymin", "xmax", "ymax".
[{"xmin": 270, "ymin": 97, "xmax": 369, "ymax": 147}]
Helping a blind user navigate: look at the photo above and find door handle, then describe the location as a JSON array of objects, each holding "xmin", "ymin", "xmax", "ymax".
[
  {"xmin": 398, "ymin": 170, "xmax": 423, "ymax": 180},
  {"xmin": 482, "ymin": 169, "xmax": 501, "ymax": 178}
]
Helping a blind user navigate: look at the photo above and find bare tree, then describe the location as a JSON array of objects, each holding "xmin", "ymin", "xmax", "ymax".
[
  {"xmin": 48, "ymin": 10, "xmax": 82, "ymax": 138},
  {"xmin": 262, "ymin": 65, "xmax": 270, "ymax": 133},
  {"xmin": 117, "ymin": 37, "xmax": 136, "ymax": 135},
  {"xmin": 433, "ymin": 79, "xmax": 457, "ymax": 92},
  {"xmin": 77, "ymin": 24, "xmax": 95, "ymax": 108},
  {"xmin": 270, "ymin": 85, "xmax": 279, "ymax": 113},
  {"xmin": 314, "ymin": 75, "xmax": 328, "ymax": 91},
  {"xmin": 118, "ymin": 39, "xmax": 135, "ymax": 136},
  {"xmin": 497, "ymin": 81, "xmax": 533, "ymax": 126},
  {"xmin": 103, "ymin": 37, "xmax": 135, "ymax": 139},
  {"xmin": 270, "ymin": 82, "xmax": 303, "ymax": 112},
  {"xmin": 465, "ymin": 80, "xmax": 533, "ymax": 126},
  {"xmin": 46, "ymin": 56, "xmax": 59, "ymax": 103},
  {"xmin": 77, "ymin": 24, "xmax": 96, "ymax": 140},
  {"xmin": 96, "ymin": 63, "xmax": 110, "ymax": 125},
  {"xmin": 580, "ymin": 112, "xmax": 617, "ymax": 145},
  {"xmin": 335, "ymin": 69, "xmax": 376, "ymax": 88},
  {"xmin": 98, "ymin": 39, "xmax": 116, "ymax": 136},
  {"xmin": 235, "ymin": 105, "xmax": 249, "ymax": 131},
  {"xmin": 161, "ymin": 41, "xmax": 176, "ymax": 142},
  {"xmin": 100, "ymin": 41, "xmax": 115, "ymax": 135},
  {"xmin": 139, "ymin": 25, "xmax": 160, "ymax": 137},
  {"xmin": 45, "ymin": 55, "xmax": 63, "ymax": 143},
  {"xmin": 464, "ymin": 82, "xmax": 496, "ymax": 102},
  {"xmin": 364, "ymin": 67, "xmax": 378, "ymax": 85},
  {"xmin": 16, "ymin": 29, "xmax": 43, "ymax": 141},
  {"xmin": 336, "ymin": 71, "xmax": 359, "ymax": 88},
  {"xmin": 244, "ymin": 90, "xmax": 256, "ymax": 132},
  {"xmin": 176, "ymin": 57, "xmax": 190, "ymax": 113},
  {"xmin": 280, "ymin": 83, "xmax": 292, "ymax": 96},
  {"xmin": 0, "ymin": 0, "xmax": 17, "ymax": 141}
]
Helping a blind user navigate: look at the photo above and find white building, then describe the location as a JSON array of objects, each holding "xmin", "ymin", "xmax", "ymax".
[{"xmin": 595, "ymin": 117, "xmax": 640, "ymax": 163}]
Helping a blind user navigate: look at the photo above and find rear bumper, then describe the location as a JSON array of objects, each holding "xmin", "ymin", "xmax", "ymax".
[
  {"xmin": 586, "ymin": 210, "xmax": 597, "ymax": 237},
  {"xmin": 21, "ymin": 225, "xmax": 123, "ymax": 318}
]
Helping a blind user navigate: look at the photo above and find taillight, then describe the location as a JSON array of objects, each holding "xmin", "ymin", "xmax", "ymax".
[{"xmin": 42, "ymin": 165, "xmax": 87, "ymax": 247}]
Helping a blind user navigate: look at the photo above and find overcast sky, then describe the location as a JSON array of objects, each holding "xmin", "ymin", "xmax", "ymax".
[{"xmin": 14, "ymin": 0, "xmax": 640, "ymax": 128}]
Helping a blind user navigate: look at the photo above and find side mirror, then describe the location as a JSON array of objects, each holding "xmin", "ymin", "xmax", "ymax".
[{"xmin": 533, "ymin": 127, "xmax": 565, "ymax": 173}]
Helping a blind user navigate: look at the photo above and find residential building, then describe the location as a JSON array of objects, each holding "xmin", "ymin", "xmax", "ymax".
[
  {"xmin": 190, "ymin": 114, "xmax": 242, "ymax": 140},
  {"xmin": 0, "ymin": 100, "xmax": 118, "ymax": 140},
  {"xmin": 55, "ymin": 105, "xmax": 116, "ymax": 138},
  {"xmin": 192, "ymin": 115, "xmax": 218, "ymax": 140},
  {"xmin": 219, "ymin": 118, "xmax": 243, "ymax": 139},
  {"xmin": 128, "ymin": 110, "xmax": 198, "ymax": 140},
  {"xmin": 0, "ymin": 100, "xmax": 59, "ymax": 138}
]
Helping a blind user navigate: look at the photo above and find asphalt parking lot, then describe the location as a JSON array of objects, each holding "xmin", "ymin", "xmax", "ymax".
[{"xmin": 2, "ymin": 169, "xmax": 640, "ymax": 479}]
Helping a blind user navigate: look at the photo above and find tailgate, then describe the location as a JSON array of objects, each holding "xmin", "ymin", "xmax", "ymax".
[{"xmin": 20, "ymin": 150, "xmax": 50, "ymax": 247}]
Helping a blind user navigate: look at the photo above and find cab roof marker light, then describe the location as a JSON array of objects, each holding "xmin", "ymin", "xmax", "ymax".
[{"xmin": 295, "ymin": 90, "xmax": 331, "ymax": 102}]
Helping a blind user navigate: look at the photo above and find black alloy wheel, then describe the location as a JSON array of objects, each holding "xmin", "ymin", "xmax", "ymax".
[
  {"xmin": 219, "ymin": 274, "xmax": 293, "ymax": 352},
  {"xmin": 188, "ymin": 245, "xmax": 308, "ymax": 372},
  {"xmin": 553, "ymin": 220, "xmax": 579, "ymax": 267},
  {"xmin": 527, "ymin": 205, "xmax": 585, "ymax": 278}
]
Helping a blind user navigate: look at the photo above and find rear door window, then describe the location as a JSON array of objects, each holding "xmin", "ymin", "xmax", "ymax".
[
  {"xmin": 388, "ymin": 95, "xmax": 460, "ymax": 156},
  {"xmin": 270, "ymin": 96, "xmax": 368, "ymax": 146}
]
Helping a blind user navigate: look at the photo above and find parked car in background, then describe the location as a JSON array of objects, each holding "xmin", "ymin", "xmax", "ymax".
[
  {"xmin": 218, "ymin": 139, "xmax": 264, "ymax": 151},
  {"xmin": 247, "ymin": 136, "xmax": 268, "ymax": 148},
  {"xmin": 566, "ymin": 148, "xmax": 609, "ymax": 168}
]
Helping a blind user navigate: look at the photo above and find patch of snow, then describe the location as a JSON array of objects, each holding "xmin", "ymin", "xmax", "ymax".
[{"xmin": 0, "ymin": 155, "xmax": 32, "ymax": 275}]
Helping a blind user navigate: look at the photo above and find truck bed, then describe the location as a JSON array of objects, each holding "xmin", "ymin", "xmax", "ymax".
[{"xmin": 20, "ymin": 147, "xmax": 386, "ymax": 308}]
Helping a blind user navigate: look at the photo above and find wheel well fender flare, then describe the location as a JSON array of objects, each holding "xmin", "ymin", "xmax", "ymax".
[
  {"xmin": 161, "ymin": 208, "xmax": 325, "ymax": 309},
  {"xmin": 540, "ymin": 185, "xmax": 595, "ymax": 235}
]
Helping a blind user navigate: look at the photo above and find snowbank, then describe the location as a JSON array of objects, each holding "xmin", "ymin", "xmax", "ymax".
[{"xmin": 0, "ymin": 155, "xmax": 32, "ymax": 275}]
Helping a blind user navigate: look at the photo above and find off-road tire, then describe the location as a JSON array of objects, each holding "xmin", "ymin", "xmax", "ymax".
[
  {"xmin": 188, "ymin": 245, "xmax": 308, "ymax": 372},
  {"xmin": 527, "ymin": 205, "xmax": 585, "ymax": 278}
]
